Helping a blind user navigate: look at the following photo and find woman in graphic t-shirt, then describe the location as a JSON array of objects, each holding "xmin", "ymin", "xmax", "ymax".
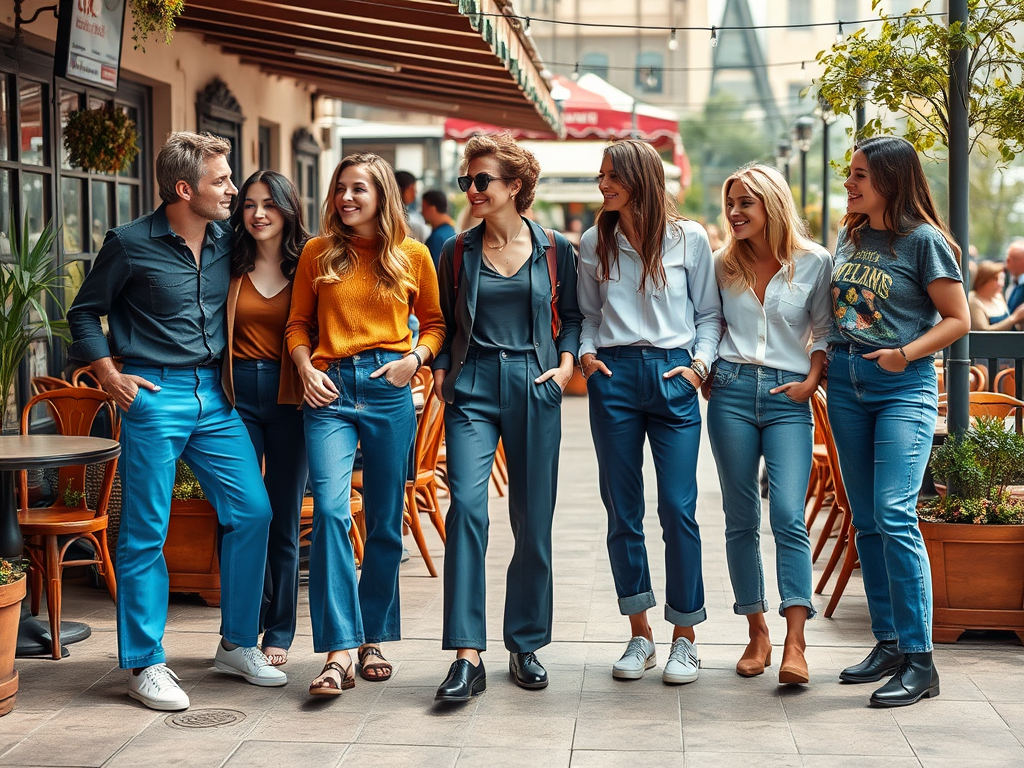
[{"xmin": 826, "ymin": 136, "xmax": 969, "ymax": 708}]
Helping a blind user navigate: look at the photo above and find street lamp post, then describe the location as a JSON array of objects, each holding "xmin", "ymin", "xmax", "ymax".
[
  {"xmin": 776, "ymin": 139, "xmax": 792, "ymax": 184},
  {"xmin": 792, "ymin": 116, "xmax": 815, "ymax": 215},
  {"xmin": 815, "ymin": 95, "xmax": 837, "ymax": 247}
]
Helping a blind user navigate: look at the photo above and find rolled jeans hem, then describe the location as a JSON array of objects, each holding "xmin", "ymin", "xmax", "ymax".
[
  {"xmin": 898, "ymin": 643, "xmax": 933, "ymax": 654},
  {"xmin": 260, "ymin": 633, "xmax": 292, "ymax": 651},
  {"xmin": 442, "ymin": 639, "xmax": 487, "ymax": 651},
  {"xmin": 734, "ymin": 599, "xmax": 770, "ymax": 616},
  {"xmin": 873, "ymin": 632, "xmax": 899, "ymax": 643},
  {"xmin": 618, "ymin": 591, "xmax": 656, "ymax": 616},
  {"xmin": 665, "ymin": 604, "xmax": 707, "ymax": 627},
  {"xmin": 313, "ymin": 637, "xmax": 364, "ymax": 654},
  {"xmin": 778, "ymin": 598, "xmax": 816, "ymax": 620},
  {"xmin": 120, "ymin": 651, "xmax": 165, "ymax": 670}
]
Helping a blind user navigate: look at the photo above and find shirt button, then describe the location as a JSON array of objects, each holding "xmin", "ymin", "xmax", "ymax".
[{"xmin": 534, "ymin": 342, "xmax": 539, "ymax": 348}]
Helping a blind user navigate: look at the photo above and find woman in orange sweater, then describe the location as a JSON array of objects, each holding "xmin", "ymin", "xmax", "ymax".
[{"xmin": 286, "ymin": 154, "xmax": 445, "ymax": 695}]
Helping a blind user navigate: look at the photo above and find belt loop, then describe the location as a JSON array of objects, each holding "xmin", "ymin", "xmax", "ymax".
[{"xmin": 611, "ymin": 347, "xmax": 621, "ymax": 360}]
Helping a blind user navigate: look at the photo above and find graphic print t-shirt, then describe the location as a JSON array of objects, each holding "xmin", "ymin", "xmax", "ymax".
[{"xmin": 827, "ymin": 224, "xmax": 962, "ymax": 349}]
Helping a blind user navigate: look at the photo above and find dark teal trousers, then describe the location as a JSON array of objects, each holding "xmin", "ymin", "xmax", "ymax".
[{"xmin": 442, "ymin": 347, "xmax": 562, "ymax": 653}]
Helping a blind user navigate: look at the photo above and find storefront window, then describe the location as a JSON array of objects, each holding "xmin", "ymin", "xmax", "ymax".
[
  {"xmin": 60, "ymin": 90, "xmax": 83, "ymax": 170},
  {"xmin": 0, "ymin": 171, "xmax": 9, "ymax": 256},
  {"xmin": 117, "ymin": 183, "xmax": 136, "ymax": 225},
  {"xmin": 19, "ymin": 82, "xmax": 47, "ymax": 166},
  {"xmin": 0, "ymin": 77, "xmax": 8, "ymax": 162},
  {"xmin": 90, "ymin": 180, "xmax": 113, "ymax": 252},
  {"xmin": 61, "ymin": 177, "xmax": 85, "ymax": 253},
  {"xmin": 21, "ymin": 172, "xmax": 49, "ymax": 244}
]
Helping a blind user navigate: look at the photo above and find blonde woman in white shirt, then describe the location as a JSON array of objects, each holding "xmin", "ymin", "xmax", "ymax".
[
  {"xmin": 578, "ymin": 139, "xmax": 722, "ymax": 685},
  {"xmin": 706, "ymin": 163, "xmax": 831, "ymax": 685}
]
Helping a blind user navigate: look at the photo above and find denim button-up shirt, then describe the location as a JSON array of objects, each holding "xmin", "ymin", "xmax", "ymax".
[{"xmin": 67, "ymin": 204, "xmax": 231, "ymax": 367}]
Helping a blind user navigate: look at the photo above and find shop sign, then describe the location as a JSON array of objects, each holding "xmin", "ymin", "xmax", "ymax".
[{"xmin": 54, "ymin": 0, "xmax": 127, "ymax": 92}]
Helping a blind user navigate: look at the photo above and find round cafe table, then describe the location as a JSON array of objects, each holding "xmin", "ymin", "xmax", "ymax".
[{"xmin": 0, "ymin": 434, "xmax": 121, "ymax": 657}]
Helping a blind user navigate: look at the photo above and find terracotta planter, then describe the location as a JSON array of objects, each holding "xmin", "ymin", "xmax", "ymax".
[
  {"xmin": 919, "ymin": 520, "xmax": 1024, "ymax": 643},
  {"xmin": 164, "ymin": 499, "xmax": 220, "ymax": 607},
  {"xmin": 0, "ymin": 576, "xmax": 27, "ymax": 717}
]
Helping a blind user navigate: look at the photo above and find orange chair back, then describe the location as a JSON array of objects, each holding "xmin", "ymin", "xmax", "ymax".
[
  {"xmin": 994, "ymin": 368, "xmax": 1016, "ymax": 397},
  {"xmin": 71, "ymin": 366, "xmax": 103, "ymax": 388},
  {"xmin": 30, "ymin": 376, "xmax": 72, "ymax": 395},
  {"xmin": 412, "ymin": 383, "xmax": 445, "ymax": 481},
  {"xmin": 969, "ymin": 365, "xmax": 988, "ymax": 392},
  {"xmin": 811, "ymin": 389, "xmax": 852, "ymax": 518}
]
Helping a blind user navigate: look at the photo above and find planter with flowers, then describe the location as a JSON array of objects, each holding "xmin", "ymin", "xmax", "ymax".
[
  {"xmin": 165, "ymin": 462, "xmax": 220, "ymax": 607},
  {"xmin": 919, "ymin": 416, "xmax": 1024, "ymax": 643},
  {"xmin": 0, "ymin": 558, "xmax": 27, "ymax": 717},
  {"xmin": 129, "ymin": 0, "xmax": 186, "ymax": 51},
  {"xmin": 63, "ymin": 106, "xmax": 139, "ymax": 175}
]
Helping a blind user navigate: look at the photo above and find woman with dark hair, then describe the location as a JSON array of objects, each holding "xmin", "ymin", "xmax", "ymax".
[
  {"xmin": 828, "ymin": 136, "xmax": 969, "ymax": 707},
  {"xmin": 706, "ymin": 164, "xmax": 831, "ymax": 684},
  {"xmin": 432, "ymin": 133, "xmax": 582, "ymax": 700},
  {"xmin": 225, "ymin": 170, "xmax": 310, "ymax": 667},
  {"xmin": 578, "ymin": 139, "xmax": 721, "ymax": 685},
  {"xmin": 286, "ymin": 154, "xmax": 445, "ymax": 695}
]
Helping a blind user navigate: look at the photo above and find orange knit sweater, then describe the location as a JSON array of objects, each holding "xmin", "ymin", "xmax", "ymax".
[{"xmin": 285, "ymin": 235, "xmax": 445, "ymax": 369}]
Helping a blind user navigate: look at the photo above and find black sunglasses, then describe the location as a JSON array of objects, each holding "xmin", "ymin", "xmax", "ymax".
[{"xmin": 457, "ymin": 173, "xmax": 511, "ymax": 192}]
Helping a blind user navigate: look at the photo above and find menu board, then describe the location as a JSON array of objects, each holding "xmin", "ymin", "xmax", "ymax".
[{"xmin": 54, "ymin": 0, "xmax": 127, "ymax": 91}]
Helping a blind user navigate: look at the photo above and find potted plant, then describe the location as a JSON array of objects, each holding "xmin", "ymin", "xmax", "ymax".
[
  {"xmin": 0, "ymin": 557, "xmax": 26, "ymax": 716},
  {"xmin": 164, "ymin": 461, "xmax": 220, "ymax": 607},
  {"xmin": 62, "ymin": 106, "xmax": 140, "ymax": 175},
  {"xmin": 129, "ymin": 0, "xmax": 187, "ymax": 51},
  {"xmin": 918, "ymin": 416, "xmax": 1024, "ymax": 643}
]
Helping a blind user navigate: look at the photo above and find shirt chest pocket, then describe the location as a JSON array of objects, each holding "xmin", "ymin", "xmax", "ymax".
[
  {"xmin": 147, "ymin": 273, "xmax": 197, "ymax": 318},
  {"xmin": 769, "ymin": 281, "xmax": 812, "ymax": 326}
]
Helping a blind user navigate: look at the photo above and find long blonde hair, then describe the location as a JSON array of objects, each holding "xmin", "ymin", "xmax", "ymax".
[
  {"xmin": 718, "ymin": 163, "xmax": 815, "ymax": 290},
  {"xmin": 315, "ymin": 153, "xmax": 414, "ymax": 302}
]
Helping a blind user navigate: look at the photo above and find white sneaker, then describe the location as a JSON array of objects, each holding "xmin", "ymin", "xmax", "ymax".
[
  {"xmin": 612, "ymin": 636, "xmax": 657, "ymax": 680},
  {"xmin": 214, "ymin": 643, "xmax": 288, "ymax": 687},
  {"xmin": 127, "ymin": 663, "xmax": 190, "ymax": 711},
  {"xmin": 663, "ymin": 637, "xmax": 700, "ymax": 685}
]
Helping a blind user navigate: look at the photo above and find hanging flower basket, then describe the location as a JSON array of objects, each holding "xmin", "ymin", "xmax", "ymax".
[
  {"xmin": 129, "ymin": 0, "xmax": 186, "ymax": 50},
  {"xmin": 63, "ymin": 106, "xmax": 140, "ymax": 174}
]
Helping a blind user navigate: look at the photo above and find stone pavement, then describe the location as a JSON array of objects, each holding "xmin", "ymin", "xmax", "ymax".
[{"xmin": 2, "ymin": 397, "xmax": 1023, "ymax": 767}]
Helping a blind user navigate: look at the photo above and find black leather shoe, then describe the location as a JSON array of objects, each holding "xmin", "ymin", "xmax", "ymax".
[
  {"xmin": 509, "ymin": 652, "xmax": 548, "ymax": 690},
  {"xmin": 870, "ymin": 652, "xmax": 940, "ymax": 707},
  {"xmin": 839, "ymin": 641, "xmax": 905, "ymax": 684},
  {"xmin": 435, "ymin": 658, "xmax": 486, "ymax": 701}
]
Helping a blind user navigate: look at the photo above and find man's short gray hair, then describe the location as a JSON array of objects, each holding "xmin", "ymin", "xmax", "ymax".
[{"xmin": 156, "ymin": 132, "xmax": 232, "ymax": 205}]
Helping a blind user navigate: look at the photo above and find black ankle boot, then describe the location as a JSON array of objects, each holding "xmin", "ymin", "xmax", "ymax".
[
  {"xmin": 839, "ymin": 641, "xmax": 905, "ymax": 683},
  {"xmin": 869, "ymin": 652, "xmax": 940, "ymax": 707}
]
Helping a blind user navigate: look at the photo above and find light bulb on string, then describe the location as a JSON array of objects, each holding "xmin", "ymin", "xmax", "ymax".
[
  {"xmin": 668, "ymin": 29, "xmax": 679, "ymax": 51},
  {"xmin": 710, "ymin": 26, "xmax": 718, "ymax": 48},
  {"xmin": 836, "ymin": 21, "xmax": 844, "ymax": 43},
  {"xmin": 571, "ymin": 62, "xmax": 580, "ymax": 81},
  {"xmin": 525, "ymin": 17, "xmax": 532, "ymax": 37}
]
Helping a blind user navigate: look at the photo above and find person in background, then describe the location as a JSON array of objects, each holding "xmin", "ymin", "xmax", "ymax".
[
  {"xmin": 827, "ymin": 136, "xmax": 970, "ymax": 708},
  {"xmin": 706, "ymin": 163, "xmax": 831, "ymax": 685},
  {"xmin": 67, "ymin": 132, "xmax": 286, "ymax": 712},
  {"xmin": 969, "ymin": 259, "xmax": 1024, "ymax": 331},
  {"xmin": 422, "ymin": 189, "xmax": 457, "ymax": 268},
  {"xmin": 395, "ymin": 170, "xmax": 430, "ymax": 242},
  {"xmin": 287, "ymin": 153, "xmax": 444, "ymax": 696},
  {"xmin": 578, "ymin": 139, "xmax": 722, "ymax": 686},
  {"xmin": 1003, "ymin": 240, "xmax": 1024, "ymax": 319},
  {"xmin": 224, "ymin": 170, "xmax": 311, "ymax": 668}
]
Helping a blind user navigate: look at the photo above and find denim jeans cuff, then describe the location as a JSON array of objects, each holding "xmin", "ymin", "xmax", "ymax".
[
  {"xmin": 734, "ymin": 599, "xmax": 770, "ymax": 616},
  {"xmin": 898, "ymin": 643, "xmax": 933, "ymax": 654},
  {"xmin": 665, "ymin": 604, "xmax": 707, "ymax": 627},
  {"xmin": 363, "ymin": 632, "xmax": 402, "ymax": 645},
  {"xmin": 313, "ymin": 636, "xmax": 364, "ymax": 654},
  {"xmin": 442, "ymin": 638, "xmax": 487, "ymax": 651},
  {"xmin": 873, "ymin": 632, "xmax": 899, "ymax": 643},
  {"xmin": 618, "ymin": 590, "xmax": 657, "ymax": 616},
  {"xmin": 222, "ymin": 632, "xmax": 259, "ymax": 649},
  {"xmin": 778, "ymin": 598, "xmax": 817, "ymax": 620},
  {"xmin": 119, "ymin": 650, "xmax": 166, "ymax": 670}
]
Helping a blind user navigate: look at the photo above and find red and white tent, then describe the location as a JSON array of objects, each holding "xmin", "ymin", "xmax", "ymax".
[{"xmin": 444, "ymin": 73, "xmax": 690, "ymax": 189}]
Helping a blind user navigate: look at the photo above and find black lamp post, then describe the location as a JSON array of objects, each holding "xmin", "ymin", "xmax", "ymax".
[
  {"xmin": 792, "ymin": 116, "xmax": 815, "ymax": 215},
  {"xmin": 815, "ymin": 95, "xmax": 837, "ymax": 247},
  {"xmin": 776, "ymin": 139, "xmax": 792, "ymax": 184}
]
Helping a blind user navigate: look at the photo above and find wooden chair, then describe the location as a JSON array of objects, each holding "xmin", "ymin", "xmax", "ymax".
[
  {"xmin": 810, "ymin": 389, "xmax": 860, "ymax": 618},
  {"xmin": 969, "ymin": 364, "xmax": 988, "ymax": 392},
  {"xmin": 402, "ymin": 383, "xmax": 447, "ymax": 577},
  {"xmin": 17, "ymin": 388, "xmax": 120, "ymax": 659},
  {"xmin": 490, "ymin": 439, "xmax": 509, "ymax": 496},
  {"xmin": 70, "ymin": 366, "xmax": 103, "ymax": 388},
  {"xmin": 30, "ymin": 376, "xmax": 72, "ymax": 395},
  {"xmin": 938, "ymin": 390, "xmax": 1024, "ymax": 430},
  {"xmin": 804, "ymin": 404, "xmax": 834, "ymax": 536},
  {"xmin": 994, "ymin": 368, "xmax": 1016, "ymax": 396},
  {"xmin": 298, "ymin": 491, "xmax": 365, "ymax": 566}
]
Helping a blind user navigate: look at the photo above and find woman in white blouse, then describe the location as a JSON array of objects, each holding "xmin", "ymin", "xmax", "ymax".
[
  {"xmin": 578, "ymin": 139, "xmax": 722, "ymax": 685},
  {"xmin": 706, "ymin": 163, "xmax": 831, "ymax": 685}
]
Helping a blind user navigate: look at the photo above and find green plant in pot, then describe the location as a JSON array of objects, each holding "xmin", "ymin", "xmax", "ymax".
[{"xmin": 0, "ymin": 555, "xmax": 27, "ymax": 717}]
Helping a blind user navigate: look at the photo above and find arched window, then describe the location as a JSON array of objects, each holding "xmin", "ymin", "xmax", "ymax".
[{"xmin": 636, "ymin": 52, "xmax": 664, "ymax": 94}]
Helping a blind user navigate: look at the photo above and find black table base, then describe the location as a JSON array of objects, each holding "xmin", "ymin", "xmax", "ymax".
[{"xmin": 16, "ymin": 605, "xmax": 91, "ymax": 658}]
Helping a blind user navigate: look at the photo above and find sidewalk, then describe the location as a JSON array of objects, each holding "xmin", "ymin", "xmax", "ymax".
[{"xmin": 2, "ymin": 397, "xmax": 1023, "ymax": 767}]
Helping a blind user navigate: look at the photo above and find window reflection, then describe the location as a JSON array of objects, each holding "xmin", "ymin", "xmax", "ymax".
[
  {"xmin": 60, "ymin": 90, "xmax": 83, "ymax": 170},
  {"xmin": 19, "ymin": 82, "xmax": 46, "ymax": 166},
  {"xmin": 0, "ymin": 77, "xmax": 9, "ymax": 162},
  {"xmin": 62, "ymin": 177, "xmax": 85, "ymax": 253},
  {"xmin": 21, "ymin": 172, "xmax": 49, "ymax": 246},
  {"xmin": 91, "ymin": 180, "xmax": 113, "ymax": 252}
]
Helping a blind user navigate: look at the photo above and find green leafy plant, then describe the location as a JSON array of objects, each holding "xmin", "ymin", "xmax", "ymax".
[
  {"xmin": 815, "ymin": 0, "xmax": 1024, "ymax": 162},
  {"xmin": 129, "ymin": 0, "xmax": 187, "ymax": 51},
  {"xmin": 1, "ymin": 216, "xmax": 68, "ymax": 432},
  {"xmin": 0, "ymin": 556, "xmax": 26, "ymax": 586},
  {"xmin": 63, "ymin": 106, "xmax": 139, "ymax": 174},
  {"xmin": 921, "ymin": 416, "xmax": 1024, "ymax": 524},
  {"xmin": 171, "ymin": 461, "xmax": 206, "ymax": 501},
  {"xmin": 61, "ymin": 480, "xmax": 85, "ymax": 508}
]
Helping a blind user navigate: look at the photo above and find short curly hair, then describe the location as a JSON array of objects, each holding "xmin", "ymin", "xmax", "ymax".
[{"xmin": 461, "ymin": 132, "xmax": 540, "ymax": 214}]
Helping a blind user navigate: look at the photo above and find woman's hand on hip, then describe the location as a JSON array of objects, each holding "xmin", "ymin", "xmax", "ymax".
[
  {"xmin": 371, "ymin": 355, "xmax": 420, "ymax": 388},
  {"xmin": 536, "ymin": 363, "xmax": 573, "ymax": 391},
  {"xmin": 580, "ymin": 353, "xmax": 612, "ymax": 379},
  {"xmin": 665, "ymin": 365, "xmax": 702, "ymax": 389},
  {"xmin": 770, "ymin": 376, "xmax": 817, "ymax": 403},
  {"xmin": 863, "ymin": 348, "xmax": 908, "ymax": 373},
  {"xmin": 299, "ymin": 366, "xmax": 339, "ymax": 408}
]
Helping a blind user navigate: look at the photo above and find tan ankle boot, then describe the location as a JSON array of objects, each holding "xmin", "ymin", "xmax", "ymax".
[{"xmin": 736, "ymin": 636, "xmax": 773, "ymax": 677}]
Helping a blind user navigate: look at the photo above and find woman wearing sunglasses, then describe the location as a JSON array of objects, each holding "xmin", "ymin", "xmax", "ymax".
[
  {"xmin": 286, "ymin": 153, "xmax": 445, "ymax": 695},
  {"xmin": 432, "ymin": 133, "xmax": 582, "ymax": 700}
]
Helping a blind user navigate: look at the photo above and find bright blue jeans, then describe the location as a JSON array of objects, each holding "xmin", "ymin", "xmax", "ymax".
[
  {"xmin": 587, "ymin": 347, "xmax": 706, "ymax": 627},
  {"xmin": 233, "ymin": 359, "xmax": 308, "ymax": 652},
  {"xmin": 826, "ymin": 346, "xmax": 937, "ymax": 653},
  {"xmin": 303, "ymin": 351, "xmax": 415, "ymax": 652},
  {"xmin": 116, "ymin": 364, "xmax": 272, "ymax": 669},
  {"xmin": 706, "ymin": 361, "xmax": 815, "ymax": 618}
]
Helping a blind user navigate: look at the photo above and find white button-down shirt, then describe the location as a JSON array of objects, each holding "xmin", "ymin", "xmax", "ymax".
[
  {"xmin": 577, "ymin": 220, "xmax": 722, "ymax": 364},
  {"xmin": 715, "ymin": 245, "xmax": 832, "ymax": 375}
]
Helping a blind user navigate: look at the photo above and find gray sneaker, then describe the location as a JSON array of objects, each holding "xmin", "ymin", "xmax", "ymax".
[
  {"xmin": 663, "ymin": 637, "xmax": 700, "ymax": 685},
  {"xmin": 612, "ymin": 636, "xmax": 657, "ymax": 680},
  {"xmin": 214, "ymin": 643, "xmax": 288, "ymax": 687}
]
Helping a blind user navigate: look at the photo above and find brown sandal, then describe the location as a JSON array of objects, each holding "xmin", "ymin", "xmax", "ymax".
[
  {"xmin": 357, "ymin": 645, "xmax": 393, "ymax": 682},
  {"xmin": 309, "ymin": 660, "xmax": 355, "ymax": 696}
]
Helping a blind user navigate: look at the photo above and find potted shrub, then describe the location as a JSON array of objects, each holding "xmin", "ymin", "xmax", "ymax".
[
  {"xmin": 62, "ymin": 106, "xmax": 139, "ymax": 175},
  {"xmin": 0, "ymin": 557, "xmax": 27, "ymax": 716},
  {"xmin": 919, "ymin": 416, "xmax": 1024, "ymax": 643},
  {"xmin": 164, "ymin": 461, "xmax": 220, "ymax": 607}
]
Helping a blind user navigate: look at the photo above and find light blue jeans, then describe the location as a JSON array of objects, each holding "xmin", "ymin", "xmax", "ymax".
[
  {"xmin": 706, "ymin": 361, "xmax": 815, "ymax": 618},
  {"xmin": 826, "ymin": 346, "xmax": 936, "ymax": 653},
  {"xmin": 303, "ymin": 351, "xmax": 416, "ymax": 652}
]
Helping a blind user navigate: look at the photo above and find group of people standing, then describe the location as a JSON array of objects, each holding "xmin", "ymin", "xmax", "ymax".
[{"xmin": 67, "ymin": 127, "xmax": 968, "ymax": 715}]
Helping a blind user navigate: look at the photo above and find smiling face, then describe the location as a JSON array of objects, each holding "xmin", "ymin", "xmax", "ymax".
[
  {"xmin": 844, "ymin": 149, "xmax": 887, "ymax": 228},
  {"xmin": 597, "ymin": 154, "xmax": 631, "ymax": 216},
  {"xmin": 242, "ymin": 181, "xmax": 284, "ymax": 245},
  {"xmin": 463, "ymin": 156, "xmax": 517, "ymax": 219},
  {"xmin": 334, "ymin": 163, "xmax": 380, "ymax": 237},
  {"xmin": 188, "ymin": 154, "xmax": 236, "ymax": 222},
  {"xmin": 725, "ymin": 179, "xmax": 767, "ymax": 244}
]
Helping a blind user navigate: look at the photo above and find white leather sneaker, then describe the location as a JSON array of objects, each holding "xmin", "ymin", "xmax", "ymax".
[
  {"xmin": 214, "ymin": 643, "xmax": 288, "ymax": 687},
  {"xmin": 127, "ymin": 663, "xmax": 190, "ymax": 711},
  {"xmin": 612, "ymin": 636, "xmax": 657, "ymax": 680},
  {"xmin": 663, "ymin": 637, "xmax": 700, "ymax": 685}
]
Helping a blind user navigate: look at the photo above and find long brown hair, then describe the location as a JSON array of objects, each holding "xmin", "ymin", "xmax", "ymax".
[
  {"xmin": 718, "ymin": 164, "xmax": 815, "ymax": 290},
  {"xmin": 315, "ymin": 153, "xmax": 414, "ymax": 302},
  {"xmin": 230, "ymin": 170, "xmax": 309, "ymax": 280},
  {"xmin": 841, "ymin": 136, "xmax": 960, "ymax": 258},
  {"xmin": 595, "ymin": 139, "xmax": 682, "ymax": 292}
]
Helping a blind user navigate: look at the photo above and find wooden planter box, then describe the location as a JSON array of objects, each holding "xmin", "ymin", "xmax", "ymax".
[
  {"xmin": 920, "ymin": 520, "xmax": 1024, "ymax": 644},
  {"xmin": 164, "ymin": 499, "xmax": 220, "ymax": 607},
  {"xmin": 0, "ymin": 576, "xmax": 27, "ymax": 717}
]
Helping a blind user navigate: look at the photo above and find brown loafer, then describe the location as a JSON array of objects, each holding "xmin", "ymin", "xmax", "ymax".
[
  {"xmin": 779, "ymin": 646, "xmax": 809, "ymax": 685},
  {"xmin": 736, "ymin": 636, "xmax": 773, "ymax": 677}
]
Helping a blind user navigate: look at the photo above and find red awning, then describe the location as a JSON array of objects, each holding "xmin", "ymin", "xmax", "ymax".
[{"xmin": 444, "ymin": 73, "xmax": 690, "ymax": 188}]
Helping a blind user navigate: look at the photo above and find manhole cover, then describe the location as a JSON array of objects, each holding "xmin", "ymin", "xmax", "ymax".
[{"xmin": 166, "ymin": 709, "xmax": 246, "ymax": 728}]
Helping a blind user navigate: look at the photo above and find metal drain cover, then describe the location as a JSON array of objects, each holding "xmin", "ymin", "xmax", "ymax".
[{"xmin": 166, "ymin": 709, "xmax": 246, "ymax": 728}]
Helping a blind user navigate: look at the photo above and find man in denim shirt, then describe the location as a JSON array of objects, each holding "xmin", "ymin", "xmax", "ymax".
[{"xmin": 68, "ymin": 132, "xmax": 286, "ymax": 711}]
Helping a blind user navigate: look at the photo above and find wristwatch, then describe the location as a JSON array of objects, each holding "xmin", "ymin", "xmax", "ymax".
[{"xmin": 690, "ymin": 358, "xmax": 709, "ymax": 382}]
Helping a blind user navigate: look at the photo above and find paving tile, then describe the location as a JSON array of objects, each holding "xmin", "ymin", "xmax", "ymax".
[
  {"xmin": 355, "ymin": 709, "xmax": 474, "ymax": 747},
  {"xmin": 684, "ymin": 754, "xmax": 801, "ymax": 768},
  {"xmin": 992, "ymin": 701, "xmax": 1024, "ymax": 741},
  {"xmin": 339, "ymin": 743, "xmax": 459, "ymax": 767},
  {"xmin": 246, "ymin": 709, "xmax": 365, "ymax": 742},
  {"xmin": 572, "ymin": 718, "xmax": 682, "ymax": 752},
  {"xmin": 571, "ymin": 750, "xmax": 683, "ymax": 767},
  {"xmin": 800, "ymin": 758, "xmax": 921, "ymax": 768},
  {"xmin": 463, "ymin": 715, "xmax": 576, "ymax": 750},
  {"xmin": 0, "ymin": 705, "xmax": 154, "ymax": 767},
  {"xmin": 900, "ymin": 724, "xmax": 1024, "ymax": 763},
  {"xmin": 457, "ymin": 747, "xmax": 572, "ymax": 767},
  {"xmin": 223, "ymin": 739, "xmax": 348, "ymax": 767},
  {"xmin": 789, "ymin": 718, "xmax": 914, "ymax": 756},
  {"xmin": 682, "ymin": 720, "xmax": 797, "ymax": 754}
]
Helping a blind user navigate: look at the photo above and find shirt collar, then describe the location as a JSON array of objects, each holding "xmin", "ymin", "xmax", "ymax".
[{"xmin": 149, "ymin": 203, "xmax": 230, "ymax": 242}]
